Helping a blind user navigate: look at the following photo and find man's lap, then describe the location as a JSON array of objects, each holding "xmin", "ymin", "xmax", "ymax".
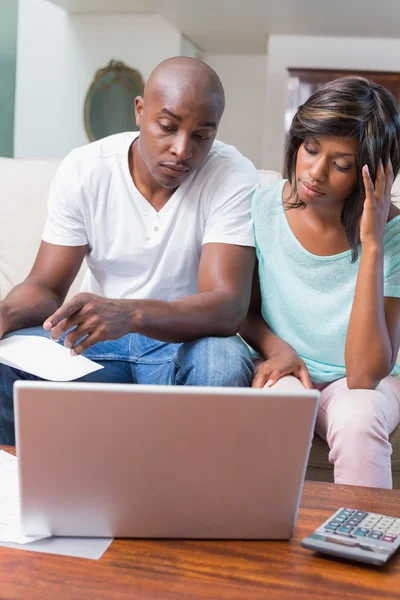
[{"xmin": 2, "ymin": 326, "xmax": 251, "ymax": 368}]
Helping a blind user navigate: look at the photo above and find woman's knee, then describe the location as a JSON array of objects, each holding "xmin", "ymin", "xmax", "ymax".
[
  {"xmin": 264, "ymin": 375, "xmax": 306, "ymax": 392},
  {"xmin": 327, "ymin": 389, "xmax": 388, "ymax": 440}
]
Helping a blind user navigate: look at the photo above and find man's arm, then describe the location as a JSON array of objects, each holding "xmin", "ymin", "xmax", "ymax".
[
  {"xmin": 45, "ymin": 243, "xmax": 255, "ymax": 353},
  {"xmin": 0, "ymin": 241, "xmax": 87, "ymax": 337}
]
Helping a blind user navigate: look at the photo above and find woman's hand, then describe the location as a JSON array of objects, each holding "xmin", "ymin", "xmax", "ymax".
[
  {"xmin": 360, "ymin": 159, "xmax": 393, "ymax": 247},
  {"xmin": 252, "ymin": 348, "xmax": 313, "ymax": 389}
]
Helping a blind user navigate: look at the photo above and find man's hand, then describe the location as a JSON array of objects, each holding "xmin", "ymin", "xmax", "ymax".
[
  {"xmin": 43, "ymin": 293, "xmax": 133, "ymax": 355},
  {"xmin": 252, "ymin": 348, "xmax": 312, "ymax": 389}
]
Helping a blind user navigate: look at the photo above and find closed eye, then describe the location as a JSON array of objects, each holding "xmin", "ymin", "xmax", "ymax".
[
  {"xmin": 334, "ymin": 163, "xmax": 352, "ymax": 172},
  {"xmin": 194, "ymin": 133, "xmax": 211, "ymax": 141},
  {"xmin": 304, "ymin": 145, "xmax": 317, "ymax": 155},
  {"xmin": 159, "ymin": 123, "xmax": 176, "ymax": 133}
]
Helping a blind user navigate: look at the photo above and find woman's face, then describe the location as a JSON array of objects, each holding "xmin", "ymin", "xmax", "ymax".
[{"xmin": 295, "ymin": 136, "xmax": 359, "ymax": 207}]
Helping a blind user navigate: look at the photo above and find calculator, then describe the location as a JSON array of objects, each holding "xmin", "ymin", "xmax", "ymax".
[{"xmin": 301, "ymin": 507, "xmax": 400, "ymax": 565}]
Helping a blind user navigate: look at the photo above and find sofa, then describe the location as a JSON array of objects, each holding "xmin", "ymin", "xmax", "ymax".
[{"xmin": 1, "ymin": 157, "xmax": 400, "ymax": 487}]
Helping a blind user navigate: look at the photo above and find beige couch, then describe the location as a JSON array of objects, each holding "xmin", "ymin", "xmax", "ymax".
[
  {"xmin": 1, "ymin": 158, "xmax": 399, "ymax": 487},
  {"xmin": 0, "ymin": 158, "xmax": 85, "ymax": 299}
]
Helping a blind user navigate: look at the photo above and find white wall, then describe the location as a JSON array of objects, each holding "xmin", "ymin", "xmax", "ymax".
[
  {"xmin": 263, "ymin": 35, "xmax": 400, "ymax": 172},
  {"xmin": 14, "ymin": 0, "xmax": 181, "ymax": 158},
  {"xmin": 180, "ymin": 34, "xmax": 204, "ymax": 61},
  {"xmin": 206, "ymin": 54, "xmax": 267, "ymax": 168}
]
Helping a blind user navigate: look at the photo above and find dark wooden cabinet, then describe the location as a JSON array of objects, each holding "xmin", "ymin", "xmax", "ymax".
[{"xmin": 285, "ymin": 68, "xmax": 400, "ymax": 135}]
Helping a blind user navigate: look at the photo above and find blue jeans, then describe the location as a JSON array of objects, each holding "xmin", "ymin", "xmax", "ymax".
[{"xmin": 0, "ymin": 326, "xmax": 254, "ymax": 445}]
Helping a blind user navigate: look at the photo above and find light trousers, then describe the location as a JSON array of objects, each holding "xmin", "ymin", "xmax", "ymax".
[{"xmin": 272, "ymin": 375, "xmax": 400, "ymax": 489}]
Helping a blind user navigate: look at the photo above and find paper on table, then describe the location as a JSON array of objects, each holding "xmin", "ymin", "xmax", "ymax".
[
  {"xmin": 0, "ymin": 449, "xmax": 16, "ymax": 469},
  {"xmin": 0, "ymin": 335, "xmax": 103, "ymax": 381},
  {"xmin": 0, "ymin": 536, "xmax": 114, "ymax": 560},
  {"xmin": 0, "ymin": 451, "xmax": 113, "ymax": 559},
  {"xmin": 0, "ymin": 451, "xmax": 50, "ymax": 544}
]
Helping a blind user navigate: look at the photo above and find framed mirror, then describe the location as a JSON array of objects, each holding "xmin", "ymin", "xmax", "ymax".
[{"xmin": 84, "ymin": 60, "xmax": 145, "ymax": 142}]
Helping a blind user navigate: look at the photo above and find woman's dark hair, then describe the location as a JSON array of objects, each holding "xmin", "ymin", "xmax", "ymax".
[{"xmin": 284, "ymin": 76, "xmax": 400, "ymax": 261}]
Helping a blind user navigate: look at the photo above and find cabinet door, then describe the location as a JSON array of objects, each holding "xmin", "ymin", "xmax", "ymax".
[{"xmin": 285, "ymin": 68, "xmax": 400, "ymax": 136}]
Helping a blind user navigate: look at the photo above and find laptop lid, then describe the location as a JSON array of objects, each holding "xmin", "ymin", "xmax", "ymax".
[{"xmin": 14, "ymin": 381, "xmax": 319, "ymax": 539}]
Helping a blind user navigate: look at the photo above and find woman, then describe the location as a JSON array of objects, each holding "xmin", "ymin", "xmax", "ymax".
[{"xmin": 241, "ymin": 77, "xmax": 400, "ymax": 488}]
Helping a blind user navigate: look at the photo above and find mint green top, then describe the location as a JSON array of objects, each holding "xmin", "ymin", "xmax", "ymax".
[{"xmin": 252, "ymin": 180, "xmax": 400, "ymax": 384}]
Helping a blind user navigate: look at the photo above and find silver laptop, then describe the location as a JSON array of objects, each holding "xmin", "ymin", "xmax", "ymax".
[{"xmin": 14, "ymin": 381, "xmax": 319, "ymax": 539}]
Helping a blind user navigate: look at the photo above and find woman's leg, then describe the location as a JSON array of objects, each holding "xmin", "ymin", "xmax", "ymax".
[{"xmin": 315, "ymin": 376, "xmax": 400, "ymax": 488}]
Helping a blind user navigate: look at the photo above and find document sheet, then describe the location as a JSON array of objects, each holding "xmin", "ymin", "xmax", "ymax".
[{"xmin": 0, "ymin": 335, "xmax": 103, "ymax": 381}]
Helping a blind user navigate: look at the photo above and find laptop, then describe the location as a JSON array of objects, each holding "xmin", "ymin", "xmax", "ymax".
[{"xmin": 14, "ymin": 381, "xmax": 319, "ymax": 539}]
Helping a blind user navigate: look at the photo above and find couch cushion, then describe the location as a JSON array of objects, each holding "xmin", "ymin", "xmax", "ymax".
[
  {"xmin": 0, "ymin": 158, "xmax": 60, "ymax": 298},
  {"xmin": 0, "ymin": 158, "xmax": 85, "ymax": 300},
  {"xmin": 258, "ymin": 169, "xmax": 282, "ymax": 188}
]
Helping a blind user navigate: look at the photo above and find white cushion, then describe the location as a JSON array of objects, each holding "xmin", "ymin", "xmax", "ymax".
[
  {"xmin": 0, "ymin": 157, "xmax": 85, "ymax": 300},
  {"xmin": 392, "ymin": 175, "xmax": 400, "ymax": 209},
  {"xmin": 258, "ymin": 169, "xmax": 282, "ymax": 188}
]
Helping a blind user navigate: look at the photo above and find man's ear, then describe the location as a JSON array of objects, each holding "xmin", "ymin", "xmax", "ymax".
[{"xmin": 135, "ymin": 96, "xmax": 144, "ymax": 127}]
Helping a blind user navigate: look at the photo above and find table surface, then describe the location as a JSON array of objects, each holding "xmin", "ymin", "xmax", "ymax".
[{"xmin": 1, "ymin": 445, "xmax": 400, "ymax": 600}]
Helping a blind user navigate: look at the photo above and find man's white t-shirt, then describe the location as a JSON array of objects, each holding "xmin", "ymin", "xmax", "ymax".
[{"xmin": 42, "ymin": 132, "xmax": 258, "ymax": 301}]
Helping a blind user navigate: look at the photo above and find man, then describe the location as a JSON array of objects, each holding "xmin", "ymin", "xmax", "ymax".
[{"xmin": 0, "ymin": 57, "xmax": 258, "ymax": 445}]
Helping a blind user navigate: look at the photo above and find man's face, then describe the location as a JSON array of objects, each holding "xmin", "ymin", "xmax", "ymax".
[{"xmin": 135, "ymin": 88, "xmax": 220, "ymax": 189}]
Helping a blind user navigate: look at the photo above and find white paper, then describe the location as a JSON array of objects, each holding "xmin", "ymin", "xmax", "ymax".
[
  {"xmin": 0, "ymin": 449, "xmax": 16, "ymax": 467},
  {"xmin": 0, "ymin": 335, "xmax": 103, "ymax": 381},
  {"xmin": 0, "ymin": 536, "xmax": 114, "ymax": 560},
  {"xmin": 0, "ymin": 451, "xmax": 50, "ymax": 544},
  {"xmin": 0, "ymin": 451, "xmax": 113, "ymax": 559}
]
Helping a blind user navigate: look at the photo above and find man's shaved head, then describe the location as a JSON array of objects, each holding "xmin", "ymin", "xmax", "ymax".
[
  {"xmin": 133, "ymin": 57, "xmax": 225, "ymax": 191},
  {"xmin": 144, "ymin": 57, "xmax": 225, "ymax": 119}
]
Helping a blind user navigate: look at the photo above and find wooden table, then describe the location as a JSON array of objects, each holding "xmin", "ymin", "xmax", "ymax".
[{"xmin": 1, "ymin": 445, "xmax": 400, "ymax": 599}]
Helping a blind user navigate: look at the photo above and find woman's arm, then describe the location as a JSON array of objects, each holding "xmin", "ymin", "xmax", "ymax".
[
  {"xmin": 239, "ymin": 267, "xmax": 312, "ymax": 388},
  {"xmin": 345, "ymin": 161, "xmax": 400, "ymax": 389}
]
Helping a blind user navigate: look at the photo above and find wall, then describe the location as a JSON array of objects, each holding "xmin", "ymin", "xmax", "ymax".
[
  {"xmin": 206, "ymin": 54, "xmax": 267, "ymax": 168},
  {"xmin": 0, "ymin": 0, "xmax": 18, "ymax": 157},
  {"xmin": 263, "ymin": 34, "xmax": 400, "ymax": 172},
  {"xmin": 180, "ymin": 34, "xmax": 204, "ymax": 61},
  {"xmin": 14, "ymin": 0, "xmax": 181, "ymax": 158}
]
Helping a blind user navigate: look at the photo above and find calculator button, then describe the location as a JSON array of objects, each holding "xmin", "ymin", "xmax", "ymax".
[
  {"xmin": 363, "ymin": 520, "xmax": 381, "ymax": 529},
  {"xmin": 363, "ymin": 513, "xmax": 379, "ymax": 520},
  {"xmin": 324, "ymin": 524, "xmax": 338, "ymax": 531},
  {"xmin": 379, "ymin": 518, "xmax": 395, "ymax": 527},
  {"xmin": 373, "ymin": 523, "xmax": 391, "ymax": 532},
  {"xmin": 330, "ymin": 518, "xmax": 347, "ymax": 525},
  {"xmin": 354, "ymin": 511, "xmax": 368, "ymax": 519},
  {"xmin": 338, "ymin": 509, "xmax": 354, "ymax": 517},
  {"xmin": 386, "ymin": 525, "xmax": 400, "ymax": 535},
  {"xmin": 367, "ymin": 531, "xmax": 383, "ymax": 540},
  {"xmin": 353, "ymin": 528, "xmax": 369, "ymax": 536},
  {"xmin": 336, "ymin": 526, "xmax": 353, "ymax": 536},
  {"xmin": 381, "ymin": 534, "xmax": 397, "ymax": 543},
  {"xmin": 347, "ymin": 519, "xmax": 362, "ymax": 527},
  {"xmin": 363, "ymin": 514, "xmax": 381, "ymax": 527}
]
